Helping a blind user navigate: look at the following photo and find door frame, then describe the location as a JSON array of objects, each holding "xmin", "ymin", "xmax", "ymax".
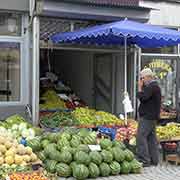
[{"xmin": 93, "ymin": 53, "xmax": 116, "ymax": 113}]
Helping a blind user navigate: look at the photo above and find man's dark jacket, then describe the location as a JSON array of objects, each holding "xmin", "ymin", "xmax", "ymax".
[{"xmin": 137, "ymin": 81, "xmax": 161, "ymax": 120}]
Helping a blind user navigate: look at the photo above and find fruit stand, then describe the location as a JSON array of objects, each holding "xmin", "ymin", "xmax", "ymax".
[{"xmin": 0, "ymin": 113, "xmax": 143, "ymax": 180}]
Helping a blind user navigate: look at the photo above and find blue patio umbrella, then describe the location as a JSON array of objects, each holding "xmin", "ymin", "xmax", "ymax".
[
  {"xmin": 51, "ymin": 19, "xmax": 180, "ymax": 92},
  {"xmin": 51, "ymin": 19, "xmax": 180, "ymax": 120}
]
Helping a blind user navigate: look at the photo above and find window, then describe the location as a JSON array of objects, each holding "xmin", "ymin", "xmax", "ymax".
[
  {"xmin": 141, "ymin": 57, "xmax": 177, "ymax": 110},
  {"xmin": 0, "ymin": 13, "xmax": 21, "ymax": 36},
  {"xmin": 0, "ymin": 42, "xmax": 20, "ymax": 101}
]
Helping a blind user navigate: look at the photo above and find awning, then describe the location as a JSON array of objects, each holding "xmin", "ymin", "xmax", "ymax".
[
  {"xmin": 61, "ymin": 0, "xmax": 140, "ymax": 7},
  {"xmin": 39, "ymin": 0, "xmax": 150, "ymax": 21},
  {"xmin": 51, "ymin": 19, "xmax": 180, "ymax": 48}
]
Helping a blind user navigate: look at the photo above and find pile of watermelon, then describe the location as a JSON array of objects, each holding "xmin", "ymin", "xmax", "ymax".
[{"xmin": 27, "ymin": 129, "xmax": 142, "ymax": 179}]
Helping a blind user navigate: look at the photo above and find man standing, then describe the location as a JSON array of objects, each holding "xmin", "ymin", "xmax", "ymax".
[{"xmin": 136, "ymin": 68, "xmax": 161, "ymax": 167}]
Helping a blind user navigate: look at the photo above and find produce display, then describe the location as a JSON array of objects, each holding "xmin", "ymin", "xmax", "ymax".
[
  {"xmin": 72, "ymin": 107, "xmax": 125, "ymax": 126},
  {"xmin": 40, "ymin": 111, "xmax": 79, "ymax": 128},
  {"xmin": 40, "ymin": 107, "xmax": 125, "ymax": 129},
  {"xmin": 0, "ymin": 134, "xmax": 39, "ymax": 166},
  {"xmin": 156, "ymin": 122, "xmax": 180, "ymax": 140},
  {"xmin": 0, "ymin": 115, "xmax": 43, "ymax": 143},
  {"xmin": 0, "ymin": 165, "xmax": 31, "ymax": 179},
  {"xmin": 27, "ymin": 129, "xmax": 142, "ymax": 179},
  {"xmin": 40, "ymin": 90, "xmax": 66, "ymax": 110},
  {"xmin": 9, "ymin": 172, "xmax": 47, "ymax": 180},
  {"xmin": 115, "ymin": 120, "xmax": 137, "ymax": 142}
]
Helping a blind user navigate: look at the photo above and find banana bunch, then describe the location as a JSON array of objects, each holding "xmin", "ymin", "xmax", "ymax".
[
  {"xmin": 72, "ymin": 107, "xmax": 96, "ymax": 125},
  {"xmin": 95, "ymin": 111, "xmax": 124, "ymax": 126},
  {"xmin": 156, "ymin": 123, "xmax": 180, "ymax": 140},
  {"xmin": 72, "ymin": 108, "xmax": 124, "ymax": 126}
]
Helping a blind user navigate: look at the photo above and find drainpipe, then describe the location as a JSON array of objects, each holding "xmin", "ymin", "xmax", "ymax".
[{"xmin": 32, "ymin": 16, "xmax": 40, "ymax": 126}]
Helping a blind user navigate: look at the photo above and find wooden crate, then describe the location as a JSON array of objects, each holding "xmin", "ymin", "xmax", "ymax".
[{"xmin": 166, "ymin": 154, "xmax": 180, "ymax": 165}]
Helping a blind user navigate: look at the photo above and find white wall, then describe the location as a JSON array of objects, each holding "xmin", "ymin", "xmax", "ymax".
[
  {"xmin": 140, "ymin": 0, "xmax": 180, "ymax": 27},
  {"xmin": 0, "ymin": 0, "xmax": 29, "ymax": 12}
]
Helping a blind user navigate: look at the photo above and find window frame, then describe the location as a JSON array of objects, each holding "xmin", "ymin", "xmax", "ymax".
[{"xmin": 0, "ymin": 14, "xmax": 29, "ymax": 106}]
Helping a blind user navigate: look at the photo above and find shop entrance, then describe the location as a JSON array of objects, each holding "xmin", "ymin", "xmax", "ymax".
[{"xmin": 39, "ymin": 48, "xmax": 126, "ymax": 115}]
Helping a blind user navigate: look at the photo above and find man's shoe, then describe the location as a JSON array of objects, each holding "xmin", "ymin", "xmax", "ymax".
[
  {"xmin": 142, "ymin": 163, "xmax": 151, "ymax": 167},
  {"xmin": 151, "ymin": 163, "xmax": 158, "ymax": 166}
]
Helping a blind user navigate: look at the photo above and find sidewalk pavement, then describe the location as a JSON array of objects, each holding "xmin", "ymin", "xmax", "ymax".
[{"xmin": 60, "ymin": 164, "xmax": 180, "ymax": 180}]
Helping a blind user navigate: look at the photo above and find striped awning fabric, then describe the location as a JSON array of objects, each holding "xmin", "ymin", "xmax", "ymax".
[{"xmin": 62, "ymin": 0, "xmax": 140, "ymax": 7}]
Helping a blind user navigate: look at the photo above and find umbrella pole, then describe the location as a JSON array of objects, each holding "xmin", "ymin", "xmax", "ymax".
[{"xmin": 124, "ymin": 36, "xmax": 128, "ymax": 125}]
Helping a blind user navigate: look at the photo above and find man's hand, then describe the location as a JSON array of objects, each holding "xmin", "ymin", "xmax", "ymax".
[{"xmin": 138, "ymin": 79, "xmax": 144, "ymax": 92}]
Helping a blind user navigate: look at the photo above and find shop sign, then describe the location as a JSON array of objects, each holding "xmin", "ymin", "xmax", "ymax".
[{"xmin": 143, "ymin": 59, "xmax": 173, "ymax": 79}]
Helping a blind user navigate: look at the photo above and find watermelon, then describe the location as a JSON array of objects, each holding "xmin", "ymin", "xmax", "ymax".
[
  {"xmin": 57, "ymin": 139, "xmax": 70, "ymax": 151},
  {"xmin": 72, "ymin": 135, "xmax": 82, "ymax": 142},
  {"xmin": 70, "ymin": 137, "xmax": 81, "ymax": 148},
  {"xmin": 45, "ymin": 159, "xmax": 57, "ymax": 173},
  {"xmin": 47, "ymin": 133, "xmax": 58, "ymax": 143},
  {"xmin": 27, "ymin": 138, "xmax": 41, "ymax": 152},
  {"xmin": 59, "ymin": 151, "xmax": 72, "ymax": 164},
  {"xmin": 56, "ymin": 163, "xmax": 71, "ymax": 177},
  {"xmin": 130, "ymin": 159, "xmax": 142, "ymax": 174},
  {"xmin": 44, "ymin": 143, "xmax": 57, "ymax": 157},
  {"xmin": 101, "ymin": 150, "xmax": 113, "ymax": 163},
  {"xmin": 99, "ymin": 138, "xmax": 112, "ymax": 149},
  {"xmin": 74, "ymin": 151, "xmax": 91, "ymax": 165},
  {"xmin": 73, "ymin": 164, "xmax": 89, "ymax": 180},
  {"xmin": 109, "ymin": 161, "xmax": 121, "ymax": 175},
  {"xmin": 77, "ymin": 144, "xmax": 90, "ymax": 153},
  {"xmin": 61, "ymin": 146, "xmax": 74, "ymax": 153},
  {"xmin": 77, "ymin": 128, "xmax": 90, "ymax": 138},
  {"xmin": 111, "ymin": 147, "xmax": 125, "ymax": 162},
  {"xmin": 41, "ymin": 139, "xmax": 50, "ymax": 149},
  {"xmin": 83, "ymin": 132, "xmax": 97, "ymax": 145},
  {"xmin": 70, "ymin": 161, "xmax": 77, "ymax": 171},
  {"xmin": 121, "ymin": 161, "xmax": 131, "ymax": 174},
  {"xmin": 49, "ymin": 150, "xmax": 61, "ymax": 161},
  {"xmin": 112, "ymin": 140, "xmax": 126, "ymax": 150},
  {"xmin": 37, "ymin": 151, "xmax": 46, "ymax": 161},
  {"xmin": 99, "ymin": 163, "xmax": 111, "ymax": 177},
  {"xmin": 124, "ymin": 149, "xmax": 134, "ymax": 162},
  {"xmin": 88, "ymin": 162, "xmax": 100, "ymax": 178},
  {"xmin": 89, "ymin": 151, "xmax": 102, "ymax": 165},
  {"xmin": 60, "ymin": 133, "xmax": 72, "ymax": 141}
]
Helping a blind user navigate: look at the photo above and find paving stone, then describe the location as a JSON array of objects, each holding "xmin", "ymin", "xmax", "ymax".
[{"xmin": 59, "ymin": 164, "xmax": 180, "ymax": 180}]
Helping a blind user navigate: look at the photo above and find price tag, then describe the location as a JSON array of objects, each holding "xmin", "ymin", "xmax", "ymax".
[
  {"xmin": 88, "ymin": 145, "xmax": 101, "ymax": 151},
  {"xmin": 6, "ymin": 176, "xmax": 10, "ymax": 180}
]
